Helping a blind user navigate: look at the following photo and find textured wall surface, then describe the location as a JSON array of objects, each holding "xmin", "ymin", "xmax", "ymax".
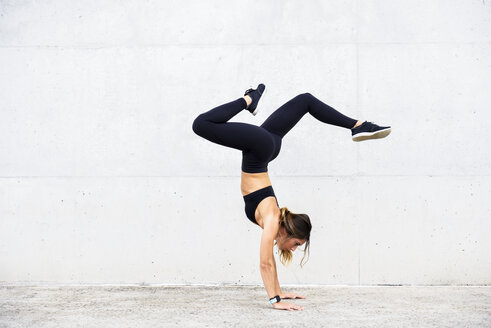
[{"xmin": 0, "ymin": 0, "xmax": 490, "ymax": 285}]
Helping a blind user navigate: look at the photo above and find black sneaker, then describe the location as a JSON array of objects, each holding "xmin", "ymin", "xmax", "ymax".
[
  {"xmin": 244, "ymin": 83, "xmax": 266, "ymax": 115},
  {"xmin": 351, "ymin": 121, "xmax": 391, "ymax": 142}
]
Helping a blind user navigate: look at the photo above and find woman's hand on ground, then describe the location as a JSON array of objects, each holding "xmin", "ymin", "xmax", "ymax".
[
  {"xmin": 280, "ymin": 292, "xmax": 305, "ymax": 299},
  {"xmin": 273, "ymin": 301, "xmax": 303, "ymax": 311}
]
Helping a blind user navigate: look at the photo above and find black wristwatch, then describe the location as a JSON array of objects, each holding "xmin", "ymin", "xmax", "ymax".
[{"xmin": 269, "ymin": 295, "xmax": 281, "ymax": 305}]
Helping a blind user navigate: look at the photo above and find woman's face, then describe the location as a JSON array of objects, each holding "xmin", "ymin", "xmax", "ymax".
[
  {"xmin": 282, "ymin": 237, "xmax": 306, "ymax": 252},
  {"xmin": 277, "ymin": 227, "xmax": 306, "ymax": 252}
]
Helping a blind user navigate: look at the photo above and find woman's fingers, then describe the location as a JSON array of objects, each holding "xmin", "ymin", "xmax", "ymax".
[
  {"xmin": 283, "ymin": 292, "xmax": 306, "ymax": 299},
  {"xmin": 277, "ymin": 301, "xmax": 304, "ymax": 311}
]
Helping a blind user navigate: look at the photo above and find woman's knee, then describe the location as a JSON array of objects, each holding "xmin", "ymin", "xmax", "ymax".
[
  {"xmin": 287, "ymin": 92, "xmax": 313, "ymax": 108},
  {"xmin": 192, "ymin": 114, "xmax": 206, "ymax": 136},
  {"xmin": 293, "ymin": 92, "xmax": 313, "ymax": 103}
]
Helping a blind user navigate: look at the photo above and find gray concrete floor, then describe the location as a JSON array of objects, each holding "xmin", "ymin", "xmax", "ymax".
[{"xmin": 0, "ymin": 285, "xmax": 490, "ymax": 328}]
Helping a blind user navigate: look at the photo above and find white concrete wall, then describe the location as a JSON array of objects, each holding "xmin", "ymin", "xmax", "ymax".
[{"xmin": 0, "ymin": 0, "xmax": 490, "ymax": 285}]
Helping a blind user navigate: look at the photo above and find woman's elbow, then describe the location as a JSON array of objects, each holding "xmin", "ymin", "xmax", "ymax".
[{"xmin": 260, "ymin": 261, "xmax": 274, "ymax": 269}]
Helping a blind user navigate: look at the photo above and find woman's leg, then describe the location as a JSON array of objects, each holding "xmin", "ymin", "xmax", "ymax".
[
  {"xmin": 192, "ymin": 97, "xmax": 275, "ymax": 159},
  {"xmin": 260, "ymin": 92, "xmax": 359, "ymax": 138}
]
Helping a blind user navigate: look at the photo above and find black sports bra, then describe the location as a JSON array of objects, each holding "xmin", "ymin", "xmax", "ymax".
[{"xmin": 243, "ymin": 185, "xmax": 279, "ymax": 225}]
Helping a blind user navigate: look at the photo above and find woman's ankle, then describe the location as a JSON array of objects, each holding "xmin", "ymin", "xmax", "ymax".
[
  {"xmin": 243, "ymin": 95, "xmax": 252, "ymax": 107},
  {"xmin": 352, "ymin": 120, "xmax": 362, "ymax": 129}
]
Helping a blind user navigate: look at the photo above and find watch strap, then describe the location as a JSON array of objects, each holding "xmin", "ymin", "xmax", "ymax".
[{"xmin": 269, "ymin": 295, "xmax": 281, "ymax": 304}]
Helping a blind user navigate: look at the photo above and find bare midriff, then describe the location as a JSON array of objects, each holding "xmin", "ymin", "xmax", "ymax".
[{"xmin": 241, "ymin": 171, "xmax": 272, "ymax": 196}]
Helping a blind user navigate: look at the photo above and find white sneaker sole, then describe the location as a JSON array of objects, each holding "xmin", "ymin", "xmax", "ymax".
[{"xmin": 352, "ymin": 127, "xmax": 391, "ymax": 142}]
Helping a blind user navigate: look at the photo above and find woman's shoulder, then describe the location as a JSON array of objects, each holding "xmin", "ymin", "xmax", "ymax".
[{"xmin": 257, "ymin": 199, "xmax": 281, "ymax": 229}]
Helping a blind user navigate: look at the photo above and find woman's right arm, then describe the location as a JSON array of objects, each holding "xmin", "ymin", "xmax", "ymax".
[
  {"xmin": 259, "ymin": 226, "xmax": 280, "ymax": 299},
  {"xmin": 259, "ymin": 217, "xmax": 303, "ymax": 311}
]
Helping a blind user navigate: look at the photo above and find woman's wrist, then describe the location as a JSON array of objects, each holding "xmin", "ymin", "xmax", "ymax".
[{"xmin": 269, "ymin": 295, "xmax": 281, "ymax": 305}]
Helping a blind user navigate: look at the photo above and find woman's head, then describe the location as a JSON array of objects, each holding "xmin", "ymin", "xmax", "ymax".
[{"xmin": 274, "ymin": 207, "xmax": 312, "ymax": 268}]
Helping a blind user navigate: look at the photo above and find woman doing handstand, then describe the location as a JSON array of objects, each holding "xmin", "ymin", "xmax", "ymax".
[{"xmin": 192, "ymin": 84, "xmax": 391, "ymax": 311}]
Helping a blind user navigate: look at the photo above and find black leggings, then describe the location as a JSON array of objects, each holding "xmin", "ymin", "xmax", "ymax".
[{"xmin": 192, "ymin": 92, "xmax": 358, "ymax": 171}]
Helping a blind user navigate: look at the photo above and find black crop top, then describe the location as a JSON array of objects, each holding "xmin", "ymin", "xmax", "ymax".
[{"xmin": 243, "ymin": 185, "xmax": 279, "ymax": 225}]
